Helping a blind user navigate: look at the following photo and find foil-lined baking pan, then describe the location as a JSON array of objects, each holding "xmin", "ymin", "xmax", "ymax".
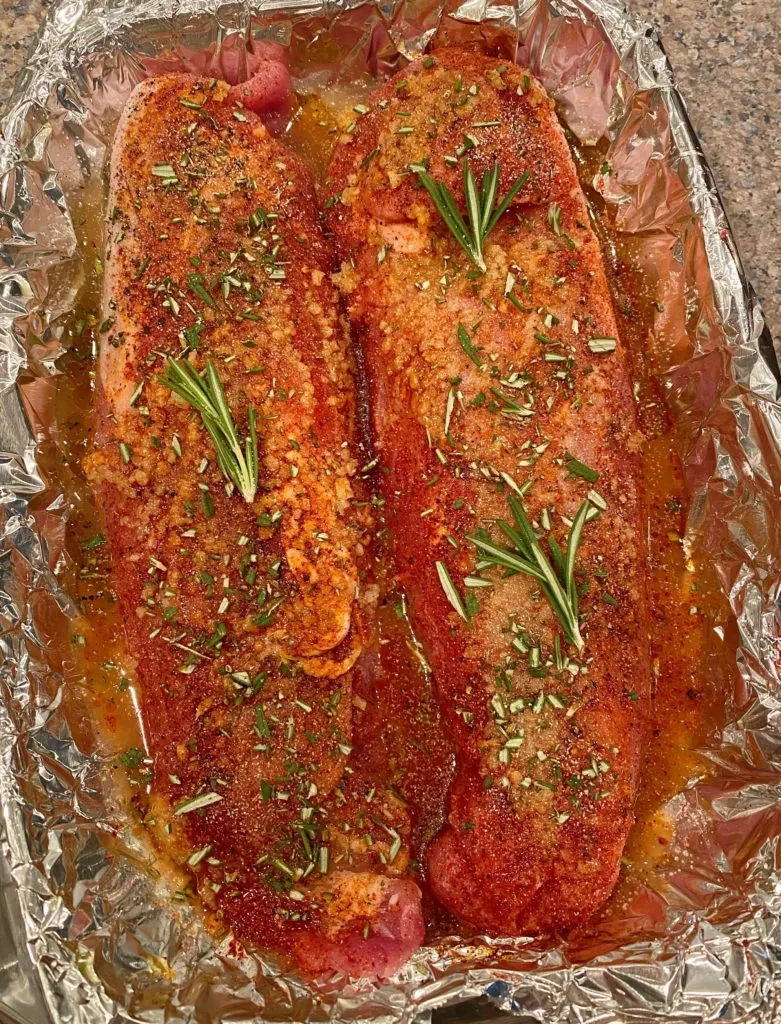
[{"xmin": 0, "ymin": 0, "xmax": 779, "ymax": 1021}]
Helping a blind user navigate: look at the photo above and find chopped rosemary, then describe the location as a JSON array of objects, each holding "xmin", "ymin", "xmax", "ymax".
[
  {"xmin": 187, "ymin": 272, "xmax": 217, "ymax": 309},
  {"xmin": 414, "ymin": 158, "xmax": 530, "ymax": 272},
  {"xmin": 468, "ymin": 494, "xmax": 593, "ymax": 650},
  {"xmin": 564, "ymin": 452, "xmax": 599, "ymax": 484},
  {"xmin": 174, "ymin": 791, "xmax": 223, "ymax": 815},
  {"xmin": 547, "ymin": 202, "xmax": 562, "ymax": 235},
  {"xmin": 160, "ymin": 358, "xmax": 259, "ymax": 503},
  {"xmin": 187, "ymin": 844, "xmax": 213, "ymax": 866},
  {"xmin": 588, "ymin": 337, "xmax": 617, "ymax": 354},
  {"xmin": 118, "ymin": 747, "xmax": 143, "ymax": 769},
  {"xmin": 457, "ymin": 322, "xmax": 483, "ymax": 367},
  {"xmin": 152, "ymin": 163, "xmax": 177, "ymax": 182}
]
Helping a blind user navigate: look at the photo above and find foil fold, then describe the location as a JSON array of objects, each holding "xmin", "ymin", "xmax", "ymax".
[{"xmin": 1, "ymin": 0, "xmax": 779, "ymax": 1021}]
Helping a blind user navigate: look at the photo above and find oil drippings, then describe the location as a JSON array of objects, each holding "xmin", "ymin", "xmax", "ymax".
[{"xmin": 572, "ymin": 139, "xmax": 733, "ymax": 912}]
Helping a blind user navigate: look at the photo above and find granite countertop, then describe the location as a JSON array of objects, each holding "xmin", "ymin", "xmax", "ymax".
[{"xmin": 0, "ymin": 0, "xmax": 778, "ymax": 336}]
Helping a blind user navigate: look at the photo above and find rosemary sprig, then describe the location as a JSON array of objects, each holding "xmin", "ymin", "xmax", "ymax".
[
  {"xmin": 414, "ymin": 158, "xmax": 530, "ymax": 272},
  {"xmin": 160, "ymin": 357, "xmax": 259, "ymax": 504},
  {"xmin": 468, "ymin": 494, "xmax": 592, "ymax": 650}
]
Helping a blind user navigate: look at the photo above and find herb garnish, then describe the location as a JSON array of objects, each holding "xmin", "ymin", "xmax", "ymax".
[
  {"xmin": 588, "ymin": 337, "xmax": 617, "ymax": 354},
  {"xmin": 468, "ymin": 494, "xmax": 593, "ymax": 650},
  {"xmin": 457, "ymin": 322, "xmax": 483, "ymax": 367},
  {"xmin": 187, "ymin": 272, "xmax": 217, "ymax": 309},
  {"xmin": 436, "ymin": 560, "xmax": 470, "ymax": 622},
  {"xmin": 564, "ymin": 452, "xmax": 599, "ymax": 484},
  {"xmin": 118, "ymin": 747, "xmax": 143, "ymax": 770},
  {"xmin": 174, "ymin": 791, "xmax": 223, "ymax": 815},
  {"xmin": 413, "ymin": 158, "xmax": 530, "ymax": 272},
  {"xmin": 160, "ymin": 358, "xmax": 259, "ymax": 503}
]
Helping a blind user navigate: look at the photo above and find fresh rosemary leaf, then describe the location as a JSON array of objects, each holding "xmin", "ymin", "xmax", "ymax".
[
  {"xmin": 479, "ymin": 162, "xmax": 500, "ymax": 234},
  {"xmin": 547, "ymin": 202, "xmax": 562, "ymax": 235},
  {"xmin": 484, "ymin": 169, "xmax": 530, "ymax": 236},
  {"xmin": 563, "ymin": 499, "xmax": 590, "ymax": 615},
  {"xmin": 436, "ymin": 560, "xmax": 470, "ymax": 622},
  {"xmin": 469, "ymin": 532, "xmax": 538, "ymax": 577},
  {"xmin": 174, "ymin": 791, "xmax": 223, "ymax": 815},
  {"xmin": 463, "ymin": 160, "xmax": 485, "ymax": 271},
  {"xmin": 547, "ymin": 534, "xmax": 566, "ymax": 579},
  {"xmin": 160, "ymin": 357, "xmax": 259, "ymax": 503}
]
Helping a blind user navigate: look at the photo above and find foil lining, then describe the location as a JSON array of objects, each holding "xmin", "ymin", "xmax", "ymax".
[{"xmin": 0, "ymin": 0, "xmax": 779, "ymax": 1021}]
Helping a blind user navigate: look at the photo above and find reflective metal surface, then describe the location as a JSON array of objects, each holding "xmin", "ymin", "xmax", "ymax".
[{"xmin": 0, "ymin": 1, "xmax": 778, "ymax": 1021}]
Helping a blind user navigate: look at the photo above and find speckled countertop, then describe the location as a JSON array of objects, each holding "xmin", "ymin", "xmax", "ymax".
[{"xmin": 0, "ymin": 0, "xmax": 778, "ymax": 335}]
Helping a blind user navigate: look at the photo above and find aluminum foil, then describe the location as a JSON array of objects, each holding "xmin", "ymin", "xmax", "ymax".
[{"xmin": 1, "ymin": 0, "xmax": 779, "ymax": 1021}]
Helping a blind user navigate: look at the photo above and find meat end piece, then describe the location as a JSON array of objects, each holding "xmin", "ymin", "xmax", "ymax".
[{"xmin": 143, "ymin": 39, "xmax": 291, "ymax": 129}]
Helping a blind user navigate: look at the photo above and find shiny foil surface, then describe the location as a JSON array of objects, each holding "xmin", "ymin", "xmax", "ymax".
[{"xmin": 0, "ymin": 0, "xmax": 779, "ymax": 1021}]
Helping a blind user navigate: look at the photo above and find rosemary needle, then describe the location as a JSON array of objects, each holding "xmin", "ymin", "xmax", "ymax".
[
  {"xmin": 436, "ymin": 560, "xmax": 470, "ymax": 622},
  {"xmin": 160, "ymin": 357, "xmax": 259, "ymax": 504},
  {"xmin": 468, "ymin": 494, "xmax": 592, "ymax": 650},
  {"xmin": 414, "ymin": 158, "xmax": 530, "ymax": 272}
]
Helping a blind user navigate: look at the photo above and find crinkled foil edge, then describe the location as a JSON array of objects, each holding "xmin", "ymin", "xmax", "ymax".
[{"xmin": 1, "ymin": 0, "xmax": 780, "ymax": 1022}]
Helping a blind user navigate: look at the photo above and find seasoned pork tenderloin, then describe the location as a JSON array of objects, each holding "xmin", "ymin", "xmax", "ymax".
[
  {"xmin": 86, "ymin": 72, "xmax": 423, "ymax": 978},
  {"xmin": 326, "ymin": 48, "xmax": 650, "ymax": 935}
]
